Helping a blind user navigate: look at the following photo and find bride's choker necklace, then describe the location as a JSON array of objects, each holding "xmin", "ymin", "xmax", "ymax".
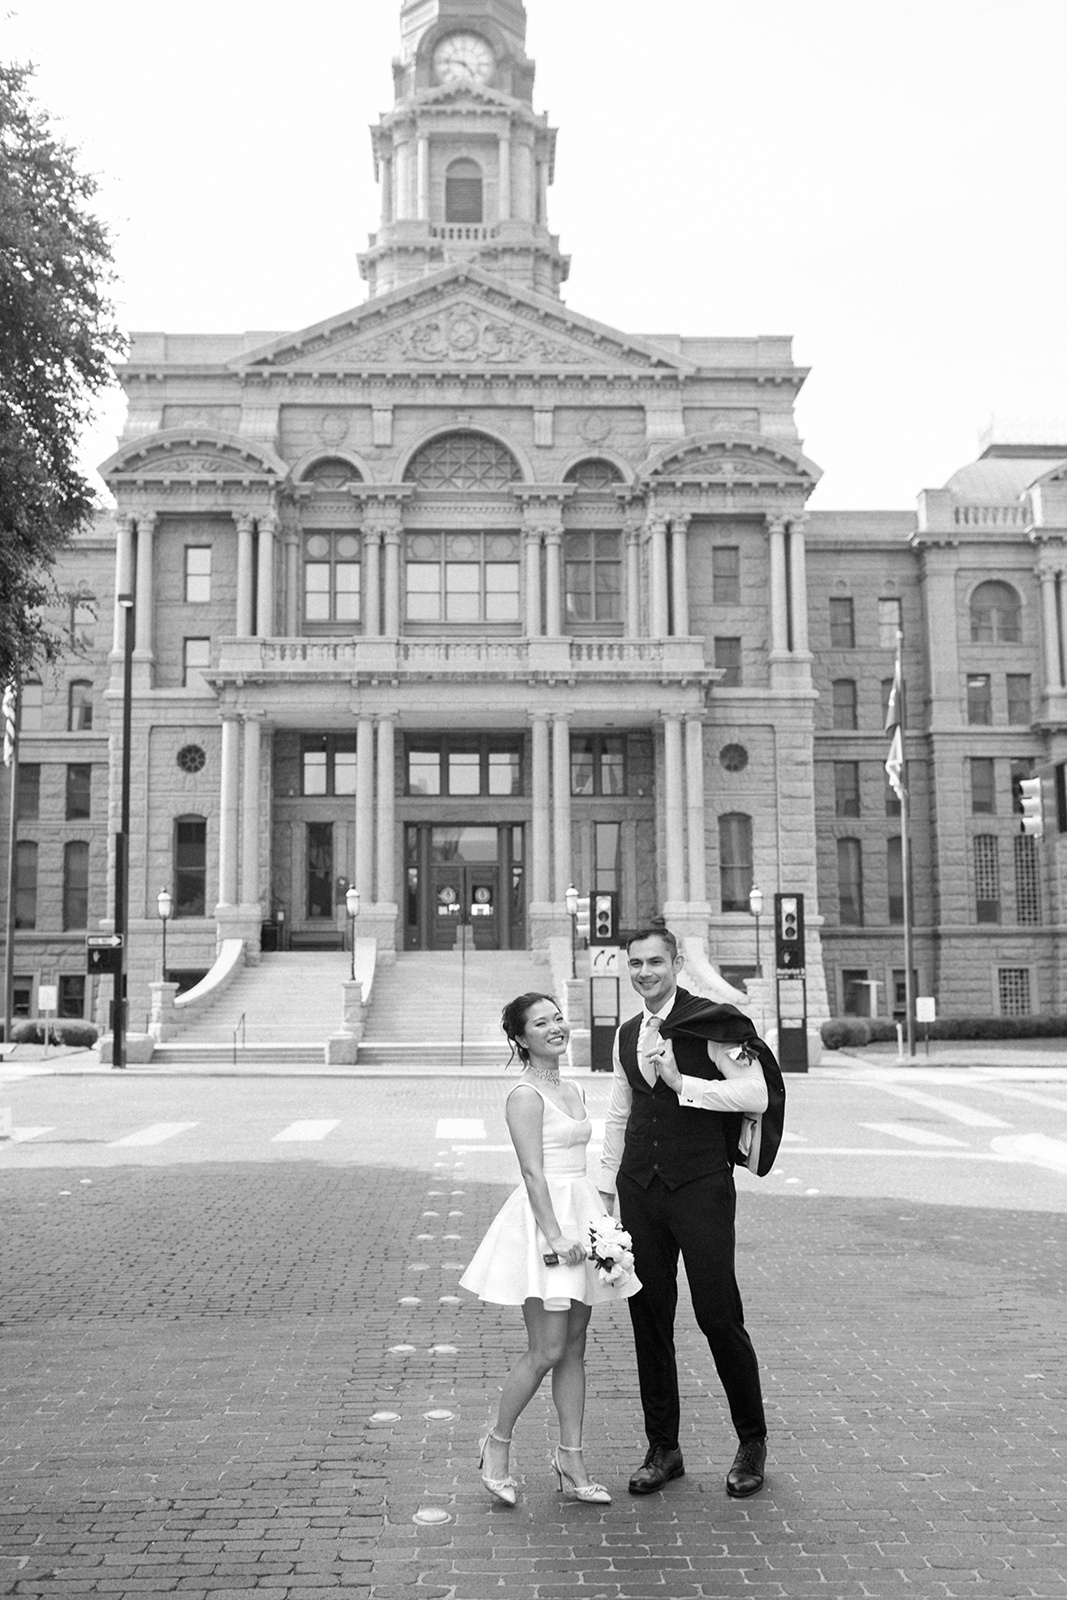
[{"xmin": 526, "ymin": 1063, "xmax": 561, "ymax": 1082}]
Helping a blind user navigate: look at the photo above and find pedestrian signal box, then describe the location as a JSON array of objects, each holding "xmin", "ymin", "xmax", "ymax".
[
  {"xmin": 1019, "ymin": 775, "xmax": 1044, "ymax": 839},
  {"xmin": 86, "ymin": 933, "xmax": 123, "ymax": 975},
  {"xmin": 774, "ymin": 892, "xmax": 805, "ymax": 974},
  {"xmin": 590, "ymin": 891, "xmax": 618, "ymax": 946}
]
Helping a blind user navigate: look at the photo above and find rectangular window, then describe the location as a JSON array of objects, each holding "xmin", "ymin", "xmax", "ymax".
[
  {"xmin": 564, "ymin": 532, "xmax": 622, "ymax": 624},
  {"xmin": 714, "ymin": 637, "xmax": 742, "ymax": 688},
  {"xmin": 974, "ymin": 834, "xmax": 1000, "ymax": 923},
  {"xmin": 184, "ymin": 546, "xmax": 212, "ymax": 603},
  {"xmin": 837, "ymin": 838, "xmax": 864, "ymax": 925},
  {"xmin": 19, "ymin": 682, "xmax": 43, "ymax": 732},
  {"xmin": 68, "ymin": 680, "xmax": 93, "ymax": 731},
  {"xmin": 183, "ymin": 638, "xmax": 211, "ymax": 690},
  {"xmin": 1006, "ymin": 673, "xmax": 1031, "ymax": 726},
  {"xmin": 1014, "ymin": 835, "xmax": 1040, "ymax": 925},
  {"xmin": 404, "ymin": 533, "xmax": 520, "ymax": 624},
  {"xmin": 306, "ymin": 821, "xmax": 334, "ymax": 919},
  {"xmin": 998, "ymin": 967, "xmax": 1032, "ymax": 1017},
  {"xmin": 970, "ymin": 757, "xmax": 996, "ymax": 814},
  {"xmin": 15, "ymin": 840, "xmax": 37, "ymax": 928},
  {"xmin": 174, "ymin": 817, "xmax": 207, "ymax": 918},
  {"xmin": 842, "ymin": 967, "xmax": 871, "ymax": 1016},
  {"xmin": 407, "ymin": 748, "xmax": 441, "ymax": 796},
  {"xmin": 712, "ymin": 547, "xmax": 740, "ymax": 605},
  {"xmin": 718, "ymin": 812, "xmax": 752, "ymax": 912},
  {"xmin": 878, "ymin": 597, "xmax": 902, "ymax": 649},
  {"xmin": 834, "ymin": 761, "xmax": 861, "ymax": 817},
  {"xmin": 829, "ymin": 597, "xmax": 855, "ymax": 648},
  {"xmin": 405, "ymin": 736, "xmax": 523, "ymax": 797},
  {"xmin": 887, "ymin": 835, "xmax": 904, "ymax": 923},
  {"xmin": 63, "ymin": 840, "xmax": 90, "ymax": 930},
  {"xmin": 831, "ymin": 680, "xmax": 858, "ymax": 730},
  {"xmin": 966, "ymin": 673, "xmax": 992, "ymax": 725},
  {"xmin": 67, "ymin": 591, "xmax": 95, "ymax": 650},
  {"xmin": 487, "ymin": 749, "xmax": 521, "ymax": 796},
  {"xmin": 58, "ymin": 974, "xmax": 86, "ymax": 1019},
  {"xmin": 594, "ymin": 821, "xmax": 621, "ymax": 894},
  {"xmin": 301, "ymin": 735, "xmax": 358, "ymax": 797},
  {"xmin": 570, "ymin": 735, "xmax": 625, "ymax": 797},
  {"xmin": 304, "ymin": 532, "xmax": 361, "ymax": 624},
  {"xmin": 448, "ymin": 748, "xmax": 481, "ymax": 795},
  {"xmin": 16, "ymin": 763, "xmax": 40, "ymax": 821},
  {"xmin": 66, "ymin": 763, "xmax": 92, "ymax": 820}
]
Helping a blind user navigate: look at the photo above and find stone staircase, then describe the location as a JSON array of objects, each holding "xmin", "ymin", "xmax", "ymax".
[
  {"xmin": 151, "ymin": 951, "xmax": 350, "ymax": 1066},
  {"xmin": 358, "ymin": 949, "xmax": 554, "ymax": 1068}
]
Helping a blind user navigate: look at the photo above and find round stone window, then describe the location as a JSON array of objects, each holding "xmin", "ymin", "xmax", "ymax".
[
  {"xmin": 719, "ymin": 743, "xmax": 749, "ymax": 773},
  {"xmin": 176, "ymin": 743, "xmax": 207, "ymax": 774}
]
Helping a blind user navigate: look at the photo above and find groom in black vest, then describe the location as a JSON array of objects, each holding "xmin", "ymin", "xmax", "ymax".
[{"xmin": 598, "ymin": 928, "xmax": 771, "ymax": 1498}]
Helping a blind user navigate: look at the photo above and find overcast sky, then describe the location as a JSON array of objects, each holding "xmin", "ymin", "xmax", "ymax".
[{"xmin": 7, "ymin": 0, "xmax": 1066, "ymax": 508}]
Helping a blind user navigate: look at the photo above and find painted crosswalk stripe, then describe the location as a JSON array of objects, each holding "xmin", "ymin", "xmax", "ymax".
[
  {"xmin": 109, "ymin": 1122, "xmax": 199, "ymax": 1148},
  {"xmin": 861, "ymin": 1121, "xmax": 968, "ymax": 1148},
  {"xmin": 991, "ymin": 1133, "xmax": 1067, "ymax": 1174},
  {"xmin": 871, "ymin": 1084, "xmax": 1010, "ymax": 1128},
  {"xmin": 435, "ymin": 1118, "xmax": 486, "ymax": 1139},
  {"xmin": 272, "ymin": 1119, "xmax": 341, "ymax": 1143},
  {"xmin": 970, "ymin": 1083, "xmax": 1067, "ymax": 1114},
  {"xmin": 2, "ymin": 1126, "xmax": 54, "ymax": 1144}
]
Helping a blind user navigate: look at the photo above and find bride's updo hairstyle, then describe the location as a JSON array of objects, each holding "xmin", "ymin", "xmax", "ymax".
[{"xmin": 502, "ymin": 991, "xmax": 560, "ymax": 1069}]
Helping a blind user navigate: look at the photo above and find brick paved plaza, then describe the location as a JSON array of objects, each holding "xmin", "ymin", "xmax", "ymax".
[{"xmin": 1, "ymin": 1071, "xmax": 1065, "ymax": 1600}]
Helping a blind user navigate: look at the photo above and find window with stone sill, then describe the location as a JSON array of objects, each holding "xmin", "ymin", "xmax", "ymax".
[
  {"xmin": 966, "ymin": 673, "xmax": 992, "ymax": 725},
  {"xmin": 718, "ymin": 812, "xmax": 752, "ymax": 912},
  {"xmin": 66, "ymin": 763, "xmax": 91, "ymax": 821},
  {"xmin": 564, "ymin": 533, "xmax": 621, "ymax": 625},
  {"xmin": 405, "ymin": 532, "xmax": 519, "ymax": 624},
  {"xmin": 712, "ymin": 546, "xmax": 740, "ymax": 605},
  {"xmin": 829, "ymin": 597, "xmax": 855, "ymax": 649},
  {"xmin": 831, "ymin": 679, "xmax": 858, "ymax": 730},
  {"xmin": 406, "ymin": 736, "xmax": 522, "ymax": 799},
  {"xmin": 970, "ymin": 580, "xmax": 1021, "ymax": 644},
  {"xmin": 182, "ymin": 638, "xmax": 211, "ymax": 691},
  {"xmin": 714, "ymin": 638, "xmax": 742, "ymax": 688},
  {"xmin": 62, "ymin": 840, "xmax": 89, "ymax": 930},
  {"xmin": 14, "ymin": 840, "xmax": 37, "ymax": 929},
  {"xmin": 594, "ymin": 821, "xmax": 622, "ymax": 894},
  {"xmin": 16, "ymin": 763, "xmax": 39, "ymax": 821},
  {"xmin": 970, "ymin": 757, "xmax": 996, "ymax": 815},
  {"xmin": 68, "ymin": 679, "xmax": 92, "ymax": 732},
  {"xmin": 18, "ymin": 681, "xmax": 42, "ymax": 732},
  {"xmin": 878, "ymin": 597, "xmax": 902, "ymax": 650},
  {"xmin": 58, "ymin": 974, "xmax": 86, "ymax": 1019},
  {"xmin": 887, "ymin": 835, "xmax": 904, "ymax": 924},
  {"xmin": 184, "ymin": 546, "xmax": 211, "ymax": 603},
  {"xmin": 571, "ymin": 735, "xmax": 625, "ymax": 798},
  {"xmin": 837, "ymin": 837, "xmax": 864, "ymax": 925},
  {"xmin": 304, "ymin": 532, "xmax": 360, "ymax": 625},
  {"xmin": 998, "ymin": 966, "xmax": 1032, "ymax": 1017},
  {"xmin": 1015, "ymin": 835, "xmax": 1040, "ymax": 925},
  {"xmin": 445, "ymin": 159, "xmax": 483, "ymax": 225},
  {"xmin": 834, "ymin": 761, "xmax": 861, "ymax": 817},
  {"xmin": 302, "ymin": 734, "xmax": 357, "ymax": 798},
  {"xmin": 973, "ymin": 834, "xmax": 1000, "ymax": 923},
  {"xmin": 1006, "ymin": 673, "xmax": 1031, "ymax": 726},
  {"xmin": 173, "ymin": 816, "xmax": 207, "ymax": 919}
]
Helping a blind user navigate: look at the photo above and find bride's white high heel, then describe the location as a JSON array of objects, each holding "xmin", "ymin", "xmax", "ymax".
[
  {"xmin": 552, "ymin": 1443, "xmax": 611, "ymax": 1504},
  {"xmin": 478, "ymin": 1429, "xmax": 517, "ymax": 1506}
]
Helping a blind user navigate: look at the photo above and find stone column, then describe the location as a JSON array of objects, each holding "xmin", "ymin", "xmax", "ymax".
[
  {"xmin": 376, "ymin": 715, "xmax": 396, "ymax": 905},
  {"xmin": 235, "ymin": 514, "xmax": 255, "ymax": 637},
  {"xmin": 395, "ymin": 137, "xmax": 413, "ymax": 220},
  {"xmin": 499, "ymin": 132, "xmax": 512, "ymax": 221},
  {"xmin": 787, "ymin": 514, "xmax": 810, "ymax": 654},
  {"xmin": 363, "ymin": 526, "xmax": 382, "ymax": 636},
  {"xmin": 662, "ymin": 713, "xmax": 686, "ymax": 906},
  {"xmin": 381, "ymin": 154, "xmax": 394, "ymax": 224},
  {"xmin": 1056, "ymin": 573, "xmax": 1067, "ymax": 699},
  {"xmin": 523, "ymin": 523, "xmax": 543, "ymax": 636},
  {"xmin": 134, "ymin": 512, "xmax": 156, "ymax": 657},
  {"xmin": 670, "ymin": 514, "xmax": 690, "ymax": 637},
  {"xmin": 684, "ymin": 714, "xmax": 707, "ymax": 903},
  {"xmin": 625, "ymin": 520, "xmax": 642, "ymax": 638},
  {"xmin": 768, "ymin": 516, "xmax": 789, "ymax": 656},
  {"xmin": 416, "ymin": 135, "xmax": 429, "ymax": 220},
  {"xmin": 544, "ymin": 525, "xmax": 563, "ymax": 637},
  {"xmin": 382, "ymin": 522, "xmax": 402, "ymax": 635},
  {"xmin": 218, "ymin": 713, "xmax": 241, "ymax": 907},
  {"xmin": 537, "ymin": 159, "xmax": 548, "ymax": 223},
  {"xmin": 530, "ymin": 714, "xmax": 551, "ymax": 902},
  {"xmin": 552, "ymin": 715, "xmax": 571, "ymax": 900},
  {"xmin": 256, "ymin": 516, "xmax": 276, "ymax": 639},
  {"xmin": 1038, "ymin": 564, "xmax": 1062, "ymax": 691},
  {"xmin": 647, "ymin": 518, "xmax": 670, "ymax": 638},
  {"xmin": 284, "ymin": 528, "xmax": 300, "ymax": 636},
  {"xmin": 355, "ymin": 715, "xmax": 375, "ymax": 900},
  {"xmin": 240, "ymin": 714, "xmax": 261, "ymax": 906},
  {"xmin": 112, "ymin": 515, "xmax": 135, "ymax": 653}
]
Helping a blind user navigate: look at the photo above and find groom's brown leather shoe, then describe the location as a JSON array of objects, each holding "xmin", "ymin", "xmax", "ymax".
[
  {"xmin": 726, "ymin": 1437, "xmax": 767, "ymax": 1498},
  {"xmin": 628, "ymin": 1445, "xmax": 685, "ymax": 1494}
]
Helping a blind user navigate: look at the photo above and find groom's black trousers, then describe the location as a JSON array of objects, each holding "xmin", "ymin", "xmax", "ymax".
[{"xmin": 618, "ymin": 1169, "xmax": 766, "ymax": 1450}]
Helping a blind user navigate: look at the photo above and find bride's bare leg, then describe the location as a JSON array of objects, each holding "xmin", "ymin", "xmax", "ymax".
[
  {"xmin": 550, "ymin": 1302, "xmax": 593, "ymax": 1482},
  {"xmin": 484, "ymin": 1300, "xmax": 569, "ymax": 1479}
]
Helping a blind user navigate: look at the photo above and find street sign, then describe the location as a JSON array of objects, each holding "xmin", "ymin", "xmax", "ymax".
[
  {"xmin": 87, "ymin": 934, "xmax": 123, "ymax": 975},
  {"xmin": 915, "ymin": 996, "xmax": 936, "ymax": 1023},
  {"xmin": 86, "ymin": 934, "xmax": 123, "ymax": 949},
  {"xmin": 37, "ymin": 984, "xmax": 58, "ymax": 1013}
]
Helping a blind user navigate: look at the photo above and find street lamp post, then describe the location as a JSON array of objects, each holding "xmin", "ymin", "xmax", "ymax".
[
  {"xmin": 345, "ymin": 885, "xmax": 361, "ymax": 980},
  {"xmin": 565, "ymin": 882, "xmax": 579, "ymax": 978},
  {"xmin": 156, "ymin": 887, "xmax": 172, "ymax": 981},
  {"xmin": 112, "ymin": 591, "xmax": 135, "ymax": 1070},
  {"xmin": 748, "ymin": 884, "xmax": 764, "ymax": 976}
]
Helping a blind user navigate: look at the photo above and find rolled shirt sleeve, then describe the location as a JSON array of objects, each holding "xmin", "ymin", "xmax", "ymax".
[{"xmin": 675, "ymin": 1040, "xmax": 769, "ymax": 1114}]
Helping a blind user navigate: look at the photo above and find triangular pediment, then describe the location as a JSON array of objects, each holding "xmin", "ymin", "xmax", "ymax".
[{"xmin": 235, "ymin": 267, "xmax": 693, "ymax": 376}]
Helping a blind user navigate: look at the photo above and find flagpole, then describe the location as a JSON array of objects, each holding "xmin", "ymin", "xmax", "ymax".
[
  {"xmin": 3, "ymin": 685, "xmax": 20, "ymax": 1045},
  {"xmin": 897, "ymin": 633, "xmax": 916, "ymax": 1058}
]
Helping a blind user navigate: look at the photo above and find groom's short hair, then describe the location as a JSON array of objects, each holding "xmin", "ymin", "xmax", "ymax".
[{"xmin": 625, "ymin": 927, "xmax": 679, "ymax": 961}]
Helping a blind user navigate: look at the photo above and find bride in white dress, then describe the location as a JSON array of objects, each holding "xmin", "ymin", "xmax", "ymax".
[{"xmin": 460, "ymin": 991, "xmax": 640, "ymax": 1507}]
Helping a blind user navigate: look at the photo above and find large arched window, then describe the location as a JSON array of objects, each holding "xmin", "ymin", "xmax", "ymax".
[
  {"xmin": 970, "ymin": 580, "xmax": 1021, "ymax": 644},
  {"xmin": 564, "ymin": 459, "xmax": 624, "ymax": 492},
  {"xmin": 718, "ymin": 813, "xmax": 752, "ymax": 912},
  {"xmin": 445, "ymin": 159, "xmax": 483, "ymax": 224},
  {"xmin": 404, "ymin": 432, "xmax": 521, "ymax": 492}
]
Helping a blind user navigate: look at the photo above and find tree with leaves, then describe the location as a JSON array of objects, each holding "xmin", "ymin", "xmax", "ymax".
[{"xmin": 0, "ymin": 61, "xmax": 124, "ymax": 688}]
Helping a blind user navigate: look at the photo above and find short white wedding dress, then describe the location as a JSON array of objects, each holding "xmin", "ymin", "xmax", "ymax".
[{"xmin": 460, "ymin": 1080, "xmax": 642, "ymax": 1312}]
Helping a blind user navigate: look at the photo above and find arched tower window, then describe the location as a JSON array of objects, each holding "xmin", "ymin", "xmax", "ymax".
[
  {"xmin": 970, "ymin": 580, "xmax": 1021, "ymax": 643},
  {"xmin": 404, "ymin": 432, "xmax": 521, "ymax": 491},
  {"xmin": 445, "ymin": 159, "xmax": 483, "ymax": 225},
  {"xmin": 564, "ymin": 459, "xmax": 624, "ymax": 491}
]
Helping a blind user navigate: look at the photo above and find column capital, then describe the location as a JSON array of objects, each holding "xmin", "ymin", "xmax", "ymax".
[
  {"xmin": 765, "ymin": 514, "xmax": 787, "ymax": 536},
  {"xmin": 1037, "ymin": 559, "xmax": 1063, "ymax": 582},
  {"xmin": 234, "ymin": 512, "xmax": 255, "ymax": 535},
  {"xmin": 645, "ymin": 516, "xmax": 669, "ymax": 538},
  {"xmin": 788, "ymin": 510, "xmax": 810, "ymax": 532},
  {"xmin": 669, "ymin": 512, "xmax": 692, "ymax": 532},
  {"xmin": 527, "ymin": 707, "xmax": 553, "ymax": 724},
  {"xmin": 542, "ymin": 522, "xmax": 564, "ymax": 548},
  {"xmin": 259, "ymin": 511, "xmax": 280, "ymax": 534},
  {"xmin": 659, "ymin": 707, "xmax": 684, "ymax": 723},
  {"xmin": 134, "ymin": 510, "xmax": 159, "ymax": 533}
]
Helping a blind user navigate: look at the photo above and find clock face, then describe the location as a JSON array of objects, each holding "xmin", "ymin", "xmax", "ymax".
[{"xmin": 433, "ymin": 32, "xmax": 494, "ymax": 85}]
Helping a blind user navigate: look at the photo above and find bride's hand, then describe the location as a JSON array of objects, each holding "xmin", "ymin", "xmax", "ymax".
[{"xmin": 550, "ymin": 1235, "xmax": 587, "ymax": 1267}]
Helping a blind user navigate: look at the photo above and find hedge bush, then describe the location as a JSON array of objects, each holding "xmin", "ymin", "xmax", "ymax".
[
  {"xmin": 8, "ymin": 1020, "xmax": 99, "ymax": 1048},
  {"xmin": 821, "ymin": 1014, "xmax": 1067, "ymax": 1047}
]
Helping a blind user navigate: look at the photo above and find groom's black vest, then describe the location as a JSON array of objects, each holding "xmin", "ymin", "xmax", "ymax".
[{"xmin": 618, "ymin": 988, "xmax": 731, "ymax": 1190}]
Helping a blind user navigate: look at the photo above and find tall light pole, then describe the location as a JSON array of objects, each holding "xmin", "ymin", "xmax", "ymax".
[
  {"xmin": 112, "ymin": 591, "xmax": 134, "ymax": 1070},
  {"xmin": 156, "ymin": 887, "xmax": 172, "ymax": 981},
  {"xmin": 345, "ymin": 885, "xmax": 361, "ymax": 980},
  {"xmin": 748, "ymin": 883, "xmax": 764, "ymax": 976},
  {"xmin": 565, "ymin": 882, "xmax": 579, "ymax": 978}
]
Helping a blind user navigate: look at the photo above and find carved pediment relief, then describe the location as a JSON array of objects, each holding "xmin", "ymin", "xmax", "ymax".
[
  {"xmin": 353, "ymin": 301, "xmax": 588, "ymax": 367},
  {"xmin": 643, "ymin": 433, "xmax": 821, "ymax": 486},
  {"xmin": 100, "ymin": 429, "xmax": 286, "ymax": 485}
]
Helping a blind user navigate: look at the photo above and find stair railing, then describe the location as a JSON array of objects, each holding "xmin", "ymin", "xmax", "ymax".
[{"xmin": 232, "ymin": 1012, "xmax": 246, "ymax": 1068}]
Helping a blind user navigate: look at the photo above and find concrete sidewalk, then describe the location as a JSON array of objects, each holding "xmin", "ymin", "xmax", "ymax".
[{"xmin": 1, "ymin": 1140, "xmax": 1065, "ymax": 1599}]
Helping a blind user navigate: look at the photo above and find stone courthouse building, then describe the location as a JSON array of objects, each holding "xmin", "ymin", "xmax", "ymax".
[{"xmin": 6, "ymin": 0, "xmax": 1067, "ymax": 1034}]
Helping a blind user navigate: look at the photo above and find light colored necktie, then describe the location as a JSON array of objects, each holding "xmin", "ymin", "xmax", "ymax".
[{"xmin": 639, "ymin": 1014, "xmax": 662, "ymax": 1087}]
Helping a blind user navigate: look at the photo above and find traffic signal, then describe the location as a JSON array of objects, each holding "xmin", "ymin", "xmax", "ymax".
[
  {"xmin": 575, "ymin": 896, "xmax": 590, "ymax": 943},
  {"xmin": 590, "ymin": 891, "xmax": 617, "ymax": 945},
  {"xmin": 774, "ymin": 892, "xmax": 805, "ymax": 972},
  {"xmin": 1019, "ymin": 775, "xmax": 1044, "ymax": 839}
]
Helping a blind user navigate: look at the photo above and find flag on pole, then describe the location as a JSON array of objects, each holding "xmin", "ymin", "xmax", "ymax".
[
  {"xmin": 884, "ymin": 646, "xmax": 904, "ymax": 801},
  {"xmin": 2, "ymin": 684, "xmax": 16, "ymax": 768}
]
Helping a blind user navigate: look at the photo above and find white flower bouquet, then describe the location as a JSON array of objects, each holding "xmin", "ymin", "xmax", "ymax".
[{"xmin": 588, "ymin": 1216, "xmax": 635, "ymax": 1287}]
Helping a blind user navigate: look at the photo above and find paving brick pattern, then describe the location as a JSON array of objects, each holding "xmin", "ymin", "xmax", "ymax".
[{"xmin": 1, "ymin": 1158, "xmax": 1065, "ymax": 1600}]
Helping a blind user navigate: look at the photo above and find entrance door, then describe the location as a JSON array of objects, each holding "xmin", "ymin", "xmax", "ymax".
[
  {"xmin": 407, "ymin": 823, "xmax": 521, "ymax": 950},
  {"xmin": 430, "ymin": 859, "xmax": 501, "ymax": 950}
]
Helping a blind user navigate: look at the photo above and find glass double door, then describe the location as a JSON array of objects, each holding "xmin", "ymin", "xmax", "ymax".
[{"xmin": 406, "ymin": 824, "xmax": 524, "ymax": 950}]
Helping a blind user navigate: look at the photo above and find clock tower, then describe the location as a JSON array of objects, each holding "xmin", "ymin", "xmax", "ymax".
[{"xmin": 359, "ymin": 0, "xmax": 569, "ymax": 298}]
